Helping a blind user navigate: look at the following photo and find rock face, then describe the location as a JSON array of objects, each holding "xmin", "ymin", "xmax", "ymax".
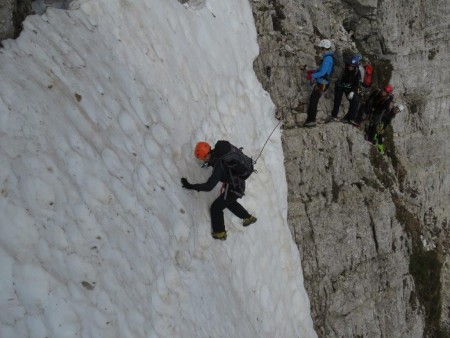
[
  {"xmin": 0, "ymin": 0, "xmax": 16, "ymax": 40},
  {"xmin": 0, "ymin": 1, "xmax": 75, "ymax": 40},
  {"xmin": 0, "ymin": 0, "xmax": 31, "ymax": 41},
  {"xmin": 283, "ymin": 123, "xmax": 423, "ymax": 337},
  {"xmin": 251, "ymin": 0, "xmax": 449, "ymax": 337}
]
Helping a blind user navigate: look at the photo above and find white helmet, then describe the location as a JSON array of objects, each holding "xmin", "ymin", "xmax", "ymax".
[
  {"xmin": 396, "ymin": 104, "xmax": 405, "ymax": 112},
  {"xmin": 317, "ymin": 39, "xmax": 332, "ymax": 49}
]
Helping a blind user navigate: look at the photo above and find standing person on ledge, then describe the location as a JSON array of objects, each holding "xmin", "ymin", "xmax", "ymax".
[
  {"xmin": 329, "ymin": 55, "xmax": 362, "ymax": 125},
  {"xmin": 303, "ymin": 39, "xmax": 334, "ymax": 128}
]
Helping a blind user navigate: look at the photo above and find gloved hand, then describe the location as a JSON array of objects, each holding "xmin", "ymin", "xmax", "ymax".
[
  {"xmin": 181, "ymin": 178, "xmax": 193, "ymax": 190},
  {"xmin": 347, "ymin": 92, "xmax": 354, "ymax": 100}
]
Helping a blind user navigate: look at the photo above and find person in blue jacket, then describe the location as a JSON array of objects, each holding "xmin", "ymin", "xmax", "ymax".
[{"xmin": 304, "ymin": 39, "xmax": 334, "ymax": 127}]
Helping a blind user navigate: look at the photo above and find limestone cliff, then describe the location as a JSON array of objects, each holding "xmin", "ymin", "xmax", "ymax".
[
  {"xmin": 283, "ymin": 123, "xmax": 424, "ymax": 337},
  {"xmin": 0, "ymin": 0, "xmax": 31, "ymax": 41},
  {"xmin": 252, "ymin": 0, "xmax": 449, "ymax": 336}
]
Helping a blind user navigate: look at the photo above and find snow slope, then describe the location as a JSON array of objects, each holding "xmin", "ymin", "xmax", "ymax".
[{"xmin": 0, "ymin": 0, "xmax": 316, "ymax": 337}]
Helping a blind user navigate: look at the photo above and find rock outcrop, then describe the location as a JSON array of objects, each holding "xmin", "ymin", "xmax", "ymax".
[
  {"xmin": 251, "ymin": 0, "xmax": 450, "ymax": 336},
  {"xmin": 283, "ymin": 122, "xmax": 424, "ymax": 337},
  {"xmin": 0, "ymin": 0, "xmax": 31, "ymax": 41}
]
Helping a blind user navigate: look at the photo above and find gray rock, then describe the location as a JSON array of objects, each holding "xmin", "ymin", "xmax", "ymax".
[
  {"xmin": 0, "ymin": 0, "xmax": 31, "ymax": 41},
  {"xmin": 252, "ymin": 0, "xmax": 449, "ymax": 336},
  {"xmin": 283, "ymin": 124, "xmax": 424, "ymax": 337}
]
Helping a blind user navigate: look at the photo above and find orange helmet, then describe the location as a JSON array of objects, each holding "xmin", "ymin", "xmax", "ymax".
[
  {"xmin": 384, "ymin": 85, "xmax": 393, "ymax": 93},
  {"xmin": 194, "ymin": 142, "xmax": 211, "ymax": 160}
]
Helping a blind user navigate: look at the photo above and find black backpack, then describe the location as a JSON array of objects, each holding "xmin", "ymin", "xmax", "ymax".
[{"xmin": 216, "ymin": 141, "xmax": 255, "ymax": 196}]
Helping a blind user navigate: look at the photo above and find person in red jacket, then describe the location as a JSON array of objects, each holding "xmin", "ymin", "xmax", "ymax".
[
  {"xmin": 368, "ymin": 102, "xmax": 404, "ymax": 154},
  {"xmin": 359, "ymin": 84, "xmax": 395, "ymax": 128}
]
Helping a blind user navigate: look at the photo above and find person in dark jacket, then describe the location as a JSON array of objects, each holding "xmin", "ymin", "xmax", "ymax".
[
  {"xmin": 303, "ymin": 39, "xmax": 334, "ymax": 127},
  {"xmin": 181, "ymin": 141, "xmax": 257, "ymax": 240},
  {"xmin": 368, "ymin": 102, "xmax": 404, "ymax": 154},
  {"xmin": 329, "ymin": 55, "xmax": 362, "ymax": 124},
  {"xmin": 355, "ymin": 84, "xmax": 394, "ymax": 126},
  {"xmin": 364, "ymin": 85, "xmax": 395, "ymax": 143},
  {"xmin": 381, "ymin": 102, "xmax": 404, "ymax": 125}
]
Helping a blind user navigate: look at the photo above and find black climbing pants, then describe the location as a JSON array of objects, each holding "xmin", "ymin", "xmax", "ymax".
[
  {"xmin": 306, "ymin": 83, "xmax": 329, "ymax": 123},
  {"xmin": 354, "ymin": 103, "xmax": 367, "ymax": 124},
  {"xmin": 210, "ymin": 191, "xmax": 251, "ymax": 233},
  {"xmin": 331, "ymin": 85, "xmax": 360, "ymax": 120}
]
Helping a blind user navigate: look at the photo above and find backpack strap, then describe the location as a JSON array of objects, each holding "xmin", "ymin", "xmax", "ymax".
[{"xmin": 219, "ymin": 161, "xmax": 244, "ymax": 198}]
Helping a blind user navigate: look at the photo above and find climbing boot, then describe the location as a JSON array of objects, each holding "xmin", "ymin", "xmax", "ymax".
[
  {"xmin": 211, "ymin": 231, "xmax": 227, "ymax": 240},
  {"xmin": 303, "ymin": 121, "xmax": 316, "ymax": 128},
  {"xmin": 242, "ymin": 216, "xmax": 257, "ymax": 227}
]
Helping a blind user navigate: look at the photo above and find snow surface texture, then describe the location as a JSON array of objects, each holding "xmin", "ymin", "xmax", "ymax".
[{"xmin": 0, "ymin": 0, "xmax": 316, "ymax": 337}]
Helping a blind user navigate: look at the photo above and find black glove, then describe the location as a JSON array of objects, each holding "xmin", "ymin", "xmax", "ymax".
[{"xmin": 181, "ymin": 177, "xmax": 193, "ymax": 190}]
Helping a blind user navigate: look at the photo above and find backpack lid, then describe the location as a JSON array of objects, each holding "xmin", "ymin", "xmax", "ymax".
[{"xmin": 213, "ymin": 140, "xmax": 231, "ymax": 158}]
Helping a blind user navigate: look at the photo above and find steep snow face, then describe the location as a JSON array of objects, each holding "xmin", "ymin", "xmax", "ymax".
[{"xmin": 0, "ymin": 0, "xmax": 316, "ymax": 337}]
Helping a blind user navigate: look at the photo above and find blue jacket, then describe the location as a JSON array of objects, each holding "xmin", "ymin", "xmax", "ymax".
[{"xmin": 312, "ymin": 51, "xmax": 334, "ymax": 85}]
